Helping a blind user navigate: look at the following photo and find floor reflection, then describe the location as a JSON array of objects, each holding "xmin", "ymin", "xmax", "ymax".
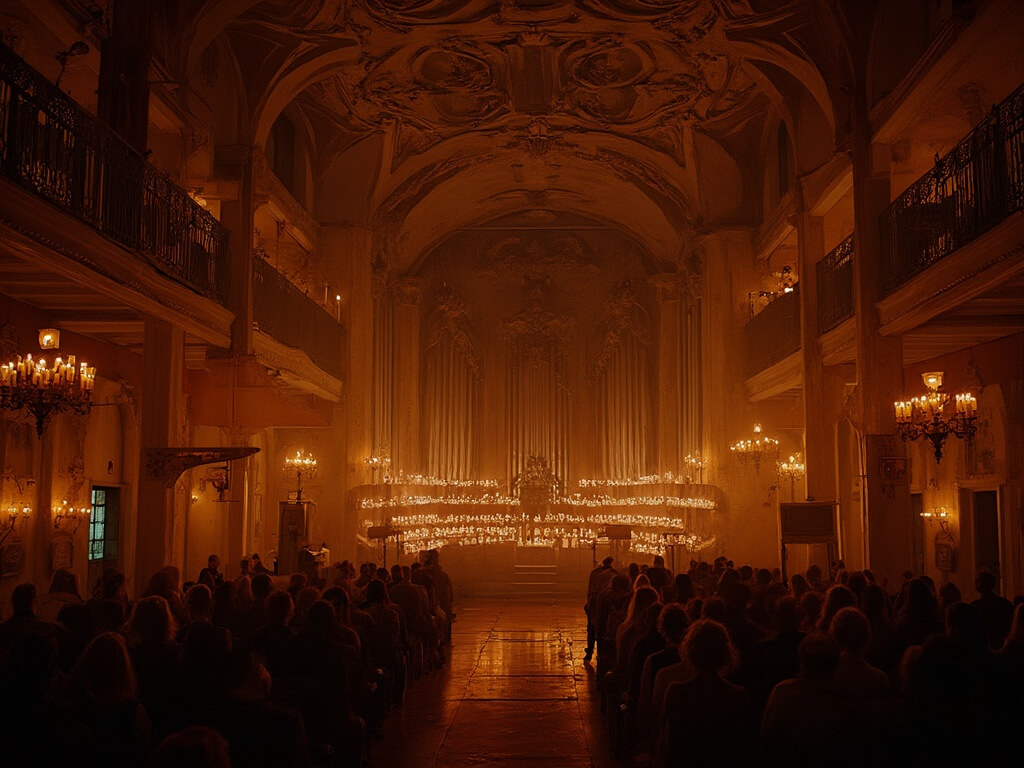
[{"xmin": 370, "ymin": 597, "xmax": 621, "ymax": 768}]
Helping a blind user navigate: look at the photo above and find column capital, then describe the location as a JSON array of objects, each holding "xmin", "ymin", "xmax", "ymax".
[
  {"xmin": 394, "ymin": 277, "xmax": 424, "ymax": 306},
  {"xmin": 650, "ymin": 272, "xmax": 687, "ymax": 303}
]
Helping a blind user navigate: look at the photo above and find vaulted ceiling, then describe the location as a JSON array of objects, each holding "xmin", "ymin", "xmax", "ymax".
[{"xmin": 192, "ymin": 0, "xmax": 851, "ymax": 264}]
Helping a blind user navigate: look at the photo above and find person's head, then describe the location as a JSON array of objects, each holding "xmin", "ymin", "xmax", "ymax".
[
  {"xmin": 938, "ymin": 581, "xmax": 962, "ymax": 609},
  {"xmin": 830, "ymin": 607, "xmax": 871, "ymax": 654},
  {"xmin": 146, "ymin": 566, "xmax": 180, "ymax": 599},
  {"xmin": 239, "ymin": 558, "xmax": 250, "ymax": 574},
  {"xmin": 266, "ymin": 590, "xmax": 294, "ymax": 626},
  {"xmin": 11, "ymin": 582, "xmax": 36, "ymax": 613},
  {"xmin": 252, "ymin": 553, "xmax": 262, "ymax": 565},
  {"xmin": 633, "ymin": 573, "xmax": 651, "ymax": 590},
  {"xmin": 212, "ymin": 582, "xmax": 236, "ymax": 622},
  {"xmin": 294, "ymin": 586, "xmax": 320, "ymax": 621},
  {"xmin": 185, "ymin": 584, "xmax": 213, "ymax": 622},
  {"xmin": 48, "ymin": 568, "xmax": 80, "ymax": 597},
  {"xmin": 126, "ymin": 595, "xmax": 177, "ymax": 647},
  {"xmin": 775, "ymin": 595, "xmax": 800, "ymax": 632},
  {"xmin": 806, "ymin": 564, "xmax": 823, "ymax": 585},
  {"xmin": 790, "ymin": 573, "xmax": 810, "ymax": 597},
  {"xmin": 66, "ymin": 632, "xmax": 137, "ymax": 705},
  {"xmin": 148, "ymin": 726, "xmax": 231, "ymax": 768},
  {"xmin": 798, "ymin": 632, "xmax": 840, "ymax": 680},
  {"xmin": 755, "ymin": 568, "xmax": 772, "ymax": 586},
  {"xmin": 653, "ymin": 555, "xmax": 665, "ymax": 568},
  {"xmin": 628, "ymin": 562, "xmax": 640, "ymax": 581},
  {"xmin": 975, "ymin": 569, "xmax": 997, "ymax": 595},
  {"xmin": 673, "ymin": 573, "xmax": 694, "ymax": 602},
  {"xmin": 207, "ymin": 554, "xmax": 221, "ymax": 571},
  {"xmin": 602, "ymin": 556, "xmax": 614, "ymax": 568},
  {"xmin": 225, "ymin": 646, "xmax": 271, "ymax": 700},
  {"xmin": 305, "ymin": 600, "xmax": 336, "ymax": 635},
  {"xmin": 905, "ymin": 578, "xmax": 937, "ymax": 616},
  {"xmin": 1002, "ymin": 602, "xmax": 1024, "ymax": 652},
  {"xmin": 391, "ymin": 564, "xmax": 404, "ymax": 583},
  {"xmin": 322, "ymin": 586, "xmax": 352, "ymax": 623},
  {"xmin": 251, "ymin": 573, "xmax": 272, "ymax": 601},
  {"xmin": 366, "ymin": 579, "xmax": 388, "ymax": 605},
  {"xmin": 819, "ymin": 584, "xmax": 857, "ymax": 629},
  {"xmin": 658, "ymin": 603, "xmax": 690, "ymax": 645},
  {"xmin": 700, "ymin": 596, "xmax": 727, "ymax": 623},
  {"xmin": 739, "ymin": 564, "xmax": 753, "ymax": 582},
  {"xmin": 798, "ymin": 591, "xmax": 823, "ymax": 629},
  {"xmin": 846, "ymin": 571, "xmax": 867, "ymax": 599},
  {"xmin": 946, "ymin": 602, "xmax": 987, "ymax": 651},
  {"xmin": 682, "ymin": 619, "xmax": 738, "ymax": 675}
]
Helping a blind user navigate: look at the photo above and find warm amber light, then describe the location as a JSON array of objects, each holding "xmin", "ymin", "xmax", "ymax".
[
  {"xmin": 922, "ymin": 371, "xmax": 943, "ymax": 391},
  {"xmin": 38, "ymin": 328, "xmax": 60, "ymax": 349}
]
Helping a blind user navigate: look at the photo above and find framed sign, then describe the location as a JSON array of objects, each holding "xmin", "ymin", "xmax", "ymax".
[
  {"xmin": 780, "ymin": 502, "xmax": 838, "ymax": 543},
  {"xmin": 51, "ymin": 530, "xmax": 74, "ymax": 571}
]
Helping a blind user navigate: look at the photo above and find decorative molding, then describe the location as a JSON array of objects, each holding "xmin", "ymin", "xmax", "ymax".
[{"xmin": 144, "ymin": 447, "xmax": 260, "ymax": 489}]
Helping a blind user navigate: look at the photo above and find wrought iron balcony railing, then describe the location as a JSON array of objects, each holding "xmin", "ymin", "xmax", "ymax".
[
  {"xmin": 817, "ymin": 234, "xmax": 855, "ymax": 334},
  {"xmin": 881, "ymin": 81, "xmax": 1024, "ymax": 295},
  {"xmin": 743, "ymin": 284, "xmax": 801, "ymax": 379},
  {"xmin": 0, "ymin": 42, "xmax": 228, "ymax": 302},
  {"xmin": 253, "ymin": 257, "xmax": 344, "ymax": 379}
]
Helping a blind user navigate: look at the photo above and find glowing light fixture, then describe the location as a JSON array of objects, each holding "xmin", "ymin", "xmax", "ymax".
[
  {"xmin": 894, "ymin": 371, "xmax": 977, "ymax": 463},
  {"xmin": 1, "ymin": 349, "xmax": 95, "ymax": 436},
  {"xmin": 730, "ymin": 423, "xmax": 779, "ymax": 472},
  {"xmin": 283, "ymin": 450, "xmax": 318, "ymax": 500}
]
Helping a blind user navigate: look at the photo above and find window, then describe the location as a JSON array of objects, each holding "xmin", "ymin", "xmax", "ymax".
[{"xmin": 88, "ymin": 487, "xmax": 120, "ymax": 562}]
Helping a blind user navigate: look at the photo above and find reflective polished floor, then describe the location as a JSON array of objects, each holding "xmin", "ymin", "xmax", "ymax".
[{"xmin": 370, "ymin": 598, "xmax": 621, "ymax": 768}]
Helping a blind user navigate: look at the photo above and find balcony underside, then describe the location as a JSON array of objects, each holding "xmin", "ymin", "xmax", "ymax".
[
  {"xmin": 744, "ymin": 349, "xmax": 802, "ymax": 401},
  {"xmin": 879, "ymin": 212, "xmax": 1024, "ymax": 364},
  {"xmin": 0, "ymin": 176, "xmax": 233, "ymax": 353}
]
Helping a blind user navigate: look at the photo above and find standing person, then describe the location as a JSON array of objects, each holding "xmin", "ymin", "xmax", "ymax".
[
  {"xmin": 251, "ymin": 553, "xmax": 272, "ymax": 575},
  {"xmin": 423, "ymin": 549, "xmax": 453, "ymax": 643},
  {"xmin": 585, "ymin": 556, "xmax": 617, "ymax": 663},
  {"xmin": 198, "ymin": 555, "xmax": 224, "ymax": 591}
]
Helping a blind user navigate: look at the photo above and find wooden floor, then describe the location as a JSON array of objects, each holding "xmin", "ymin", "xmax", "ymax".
[{"xmin": 369, "ymin": 598, "xmax": 621, "ymax": 768}]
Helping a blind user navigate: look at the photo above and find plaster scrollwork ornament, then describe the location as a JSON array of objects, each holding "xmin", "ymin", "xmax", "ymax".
[
  {"xmin": 504, "ymin": 302, "xmax": 572, "ymax": 366},
  {"xmin": 426, "ymin": 284, "xmax": 481, "ymax": 377},
  {"xmin": 591, "ymin": 280, "xmax": 653, "ymax": 378}
]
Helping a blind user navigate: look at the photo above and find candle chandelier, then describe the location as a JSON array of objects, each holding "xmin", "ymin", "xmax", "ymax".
[
  {"xmin": 894, "ymin": 372, "xmax": 977, "ymax": 463},
  {"xmin": 778, "ymin": 453, "xmax": 806, "ymax": 481},
  {"xmin": 730, "ymin": 423, "xmax": 779, "ymax": 471},
  {"xmin": 1, "ymin": 348, "xmax": 96, "ymax": 436},
  {"xmin": 283, "ymin": 450, "xmax": 318, "ymax": 500}
]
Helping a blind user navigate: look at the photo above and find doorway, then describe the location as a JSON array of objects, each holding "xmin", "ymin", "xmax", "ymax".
[
  {"xmin": 972, "ymin": 490, "xmax": 1001, "ymax": 586},
  {"xmin": 87, "ymin": 486, "xmax": 121, "ymax": 593}
]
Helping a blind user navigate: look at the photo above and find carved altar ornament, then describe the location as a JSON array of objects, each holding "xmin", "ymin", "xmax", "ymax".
[
  {"xmin": 504, "ymin": 304, "xmax": 571, "ymax": 365},
  {"xmin": 591, "ymin": 280, "xmax": 653, "ymax": 377}
]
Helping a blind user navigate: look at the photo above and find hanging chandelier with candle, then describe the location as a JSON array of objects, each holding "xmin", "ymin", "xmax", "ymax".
[
  {"xmin": 894, "ymin": 371, "xmax": 977, "ymax": 463},
  {"xmin": 778, "ymin": 453, "xmax": 806, "ymax": 481},
  {"xmin": 0, "ymin": 351, "xmax": 96, "ymax": 436},
  {"xmin": 730, "ymin": 423, "xmax": 779, "ymax": 471}
]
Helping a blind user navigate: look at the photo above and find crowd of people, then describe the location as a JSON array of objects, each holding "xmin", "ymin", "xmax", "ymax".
[
  {"xmin": 586, "ymin": 555, "xmax": 1023, "ymax": 766},
  {"xmin": 0, "ymin": 550, "xmax": 454, "ymax": 767}
]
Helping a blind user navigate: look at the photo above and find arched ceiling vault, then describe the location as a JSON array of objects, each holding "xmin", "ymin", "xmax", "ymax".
[{"xmin": 188, "ymin": 1, "xmax": 870, "ymax": 248}]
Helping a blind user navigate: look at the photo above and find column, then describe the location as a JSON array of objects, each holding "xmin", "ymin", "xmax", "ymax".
[
  {"xmin": 852, "ymin": 102, "xmax": 912, "ymax": 582},
  {"xmin": 216, "ymin": 145, "xmax": 256, "ymax": 355},
  {"xmin": 794, "ymin": 206, "xmax": 836, "ymax": 502},
  {"xmin": 393, "ymin": 278, "xmax": 422, "ymax": 475},
  {"xmin": 134, "ymin": 320, "xmax": 185, "ymax": 587},
  {"xmin": 651, "ymin": 273, "xmax": 684, "ymax": 475}
]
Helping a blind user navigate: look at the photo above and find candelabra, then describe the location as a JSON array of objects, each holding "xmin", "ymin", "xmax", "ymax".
[
  {"xmin": 363, "ymin": 453, "xmax": 391, "ymax": 483},
  {"xmin": 0, "ymin": 504, "xmax": 31, "ymax": 546},
  {"xmin": 778, "ymin": 453, "xmax": 806, "ymax": 501},
  {"xmin": 894, "ymin": 371, "xmax": 977, "ymax": 463},
  {"xmin": 52, "ymin": 500, "xmax": 90, "ymax": 532},
  {"xmin": 284, "ymin": 450, "xmax": 318, "ymax": 500},
  {"xmin": 1, "ymin": 351, "xmax": 95, "ymax": 436},
  {"xmin": 730, "ymin": 423, "xmax": 780, "ymax": 472},
  {"xmin": 684, "ymin": 454, "xmax": 706, "ymax": 483}
]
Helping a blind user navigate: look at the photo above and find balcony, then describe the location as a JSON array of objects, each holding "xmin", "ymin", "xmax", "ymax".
[
  {"xmin": 743, "ymin": 285, "xmax": 801, "ymax": 380},
  {"xmin": 253, "ymin": 257, "xmax": 344, "ymax": 380},
  {"xmin": 0, "ymin": 41, "xmax": 228, "ymax": 302},
  {"xmin": 881, "ymin": 81, "xmax": 1024, "ymax": 295},
  {"xmin": 817, "ymin": 234, "xmax": 854, "ymax": 334}
]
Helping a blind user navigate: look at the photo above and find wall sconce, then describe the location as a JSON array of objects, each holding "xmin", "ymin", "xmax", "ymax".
[
  {"xmin": 920, "ymin": 506, "xmax": 949, "ymax": 520},
  {"xmin": 0, "ymin": 503, "xmax": 31, "ymax": 546},
  {"xmin": 52, "ymin": 499, "xmax": 90, "ymax": 532},
  {"xmin": 198, "ymin": 466, "xmax": 230, "ymax": 502},
  {"xmin": 38, "ymin": 329, "xmax": 60, "ymax": 349},
  {"xmin": 283, "ymin": 450, "xmax": 318, "ymax": 500}
]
